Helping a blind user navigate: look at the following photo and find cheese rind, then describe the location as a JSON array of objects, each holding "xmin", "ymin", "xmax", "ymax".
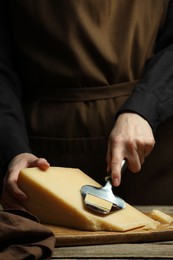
[{"xmin": 18, "ymin": 167, "xmax": 159, "ymax": 231}]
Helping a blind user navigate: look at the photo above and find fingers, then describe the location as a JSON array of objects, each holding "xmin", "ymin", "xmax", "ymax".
[
  {"xmin": 7, "ymin": 154, "xmax": 49, "ymax": 198},
  {"xmin": 111, "ymin": 162, "xmax": 122, "ymax": 186},
  {"xmin": 107, "ymin": 113, "xmax": 155, "ymax": 187},
  {"xmin": 107, "ymin": 136, "xmax": 155, "ymax": 186},
  {"xmin": 4, "ymin": 165, "xmax": 27, "ymax": 200},
  {"xmin": 106, "ymin": 138, "xmax": 124, "ymax": 186},
  {"xmin": 30, "ymin": 157, "xmax": 50, "ymax": 170},
  {"xmin": 8, "ymin": 153, "xmax": 50, "ymax": 170},
  {"xmin": 0, "ymin": 187, "xmax": 26, "ymax": 210},
  {"xmin": 1, "ymin": 153, "xmax": 50, "ymax": 209},
  {"xmin": 1, "ymin": 166, "xmax": 27, "ymax": 209}
]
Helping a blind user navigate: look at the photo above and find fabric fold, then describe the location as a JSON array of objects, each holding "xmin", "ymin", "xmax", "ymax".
[{"xmin": 0, "ymin": 209, "xmax": 55, "ymax": 260}]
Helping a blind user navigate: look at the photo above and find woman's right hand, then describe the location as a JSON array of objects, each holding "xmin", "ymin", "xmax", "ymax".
[
  {"xmin": 0, "ymin": 153, "xmax": 50, "ymax": 210},
  {"xmin": 106, "ymin": 113, "xmax": 155, "ymax": 186}
]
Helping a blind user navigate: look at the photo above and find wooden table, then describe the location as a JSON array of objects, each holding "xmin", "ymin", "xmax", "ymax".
[{"xmin": 51, "ymin": 206, "xmax": 173, "ymax": 259}]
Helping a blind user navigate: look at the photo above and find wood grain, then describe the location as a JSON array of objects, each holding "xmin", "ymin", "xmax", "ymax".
[
  {"xmin": 46, "ymin": 211, "xmax": 173, "ymax": 247},
  {"xmin": 51, "ymin": 207, "xmax": 173, "ymax": 259},
  {"xmin": 52, "ymin": 241, "xmax": 173, "ymax": 259}
]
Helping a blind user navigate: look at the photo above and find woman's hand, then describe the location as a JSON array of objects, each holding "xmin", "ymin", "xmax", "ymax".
[
  {"xmin": 107, "ymin": 113, "xmax": 155, "ymax": 186},
  {"xmin": 0, "ymin": 153, "xmax": 50, "ymax": 209}
]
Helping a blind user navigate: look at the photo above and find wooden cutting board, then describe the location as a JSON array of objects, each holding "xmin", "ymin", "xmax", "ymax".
[{"xmin": 45, "ymin": 214, "xmax": 173, "ymax": 247}]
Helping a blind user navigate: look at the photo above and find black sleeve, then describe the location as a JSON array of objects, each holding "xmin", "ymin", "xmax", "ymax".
[
  {"xmin": 116, "ymin": 0, "xmax": 173, "ymax": 132},
  {"xmin": 0, "ymin": 1, "xmax": 31, "ymax": 172}
]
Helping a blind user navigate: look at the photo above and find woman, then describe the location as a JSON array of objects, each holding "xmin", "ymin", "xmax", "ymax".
[{"xmin": 0, "ymin": 0, "xmax": 173, "ymax": 209}]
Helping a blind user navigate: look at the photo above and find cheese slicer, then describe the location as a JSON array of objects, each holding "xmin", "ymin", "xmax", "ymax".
[{"xmin": 80, "ymin": 160, "xmax": 126, "ymax": 214}]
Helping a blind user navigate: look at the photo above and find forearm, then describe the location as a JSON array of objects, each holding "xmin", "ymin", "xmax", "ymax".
[
  {"xmin": 116, "ymin": 1, "xmax": 173, "ymax": 132},
  {"xmin": 117, "ymin": 44, "xmax": 173, "ymax": 131}
]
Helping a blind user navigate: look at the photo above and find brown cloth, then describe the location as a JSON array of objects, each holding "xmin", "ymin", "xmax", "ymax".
[
  {"xmin": 8, "ymin": 1, "xmax": 173, "ymax": 205},
  {"xmin": 0, "ymin": 209, "xmax": 55, "ymax": 260}
]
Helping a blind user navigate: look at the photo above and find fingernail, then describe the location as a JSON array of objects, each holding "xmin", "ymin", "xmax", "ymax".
[{"xmin": 113, "ymin": 178, "xmax": 120, "ymax": 187}]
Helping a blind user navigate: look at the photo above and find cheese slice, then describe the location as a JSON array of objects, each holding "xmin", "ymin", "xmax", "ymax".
[
  {"xmin": 18, "ymin": 167, "xmax": 159, "ymax": 231},
  {"xmin": 151, "ymin": 209, "xmax": 173, "ymax": 224}
]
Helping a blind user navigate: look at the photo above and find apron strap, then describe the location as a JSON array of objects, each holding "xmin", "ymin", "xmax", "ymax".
[{"xmin": 28, "ymin": 80, "xmax": 138, "ymax": 102}]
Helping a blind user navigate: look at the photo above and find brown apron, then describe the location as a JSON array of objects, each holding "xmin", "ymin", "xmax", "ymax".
[
  {"xmin": 26, "ymin": 81, "xmax": 137, "ymax": 183},
  {"xmin": 9, "ymin": 0, "xmax": 172, "ymax": 204}
]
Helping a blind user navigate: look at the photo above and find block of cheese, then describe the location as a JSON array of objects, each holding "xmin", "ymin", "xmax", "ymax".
[
  {"xmin": 18, "ymin": 167, "xmax": 159, "ymax": 231},
  {"xmin": 151, "ymin": 209, "xmax": 173, "ymax": 224}
]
